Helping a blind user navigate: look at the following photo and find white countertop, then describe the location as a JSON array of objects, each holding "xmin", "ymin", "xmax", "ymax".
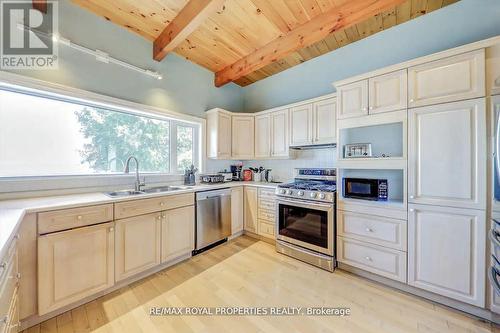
[{"xmin": 0, "ymin": 181, "xmax": 280, "ymax": 260}]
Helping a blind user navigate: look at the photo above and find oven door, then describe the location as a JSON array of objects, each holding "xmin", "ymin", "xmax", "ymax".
[{"xmin": 276, "ymin": 198, "xmax": 334, "ymax": 256}]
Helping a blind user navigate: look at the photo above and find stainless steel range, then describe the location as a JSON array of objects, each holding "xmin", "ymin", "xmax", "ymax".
[{"xmin": 275, "ymin": 168, "xmax": 336, "ymax": 272}]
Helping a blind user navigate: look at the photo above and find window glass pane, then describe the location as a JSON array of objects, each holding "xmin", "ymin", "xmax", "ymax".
[
  {"xmin": 0, "ymin": 89, "xmax": 170, "ymax": 176},
  {"xmin": 177, "ymin": 125, "xmax": 194, "ymax": 172}
]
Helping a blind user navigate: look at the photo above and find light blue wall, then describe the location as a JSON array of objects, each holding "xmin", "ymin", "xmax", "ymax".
[
  {"xmin": 242, "ymin": 0, "xmax": 500, "ymax": 112},
  {"xmin": 3, "ymin": 1, "xmax": 243, "ymax": 117}
]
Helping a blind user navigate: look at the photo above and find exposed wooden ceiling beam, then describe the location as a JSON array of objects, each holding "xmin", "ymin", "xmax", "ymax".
[
  {"xmin": 215, "ymin": 0, "xmax": 406, "ymax": 87},
  {"xmin": 153, "ymin": 0, "xmax": 226, "ymax": 62},
  {"xmin": 32, "ymin": 0, "xmax": 47, "ymax": 13}
]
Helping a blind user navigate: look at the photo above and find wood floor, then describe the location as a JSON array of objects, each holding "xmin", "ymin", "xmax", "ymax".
[{"xmin": 24, "ymin": 236, "xmax": 499, "ymax": 333}]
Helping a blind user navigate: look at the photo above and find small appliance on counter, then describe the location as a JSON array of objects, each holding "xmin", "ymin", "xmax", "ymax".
[
  {"xmin": 242, "ymin": 169, "xmax": 252, "ymax": 181},
  {"xmin": 230, "ymin": 164, "xmax": 243, "ymax": 181},
  {"xmin": 218, "ymin": 170, "xmax": 233, "ymax": 182},
  {"xmin": 344, "ymin": 143, "xmax": 372, "ymax": 158},
  {"xmin": 199, "ymin": 174, "xmax": 225, "ymax": 184},
  {"xmin": 343, "ymin": 177, "xmax": 388, "ymax": 201},
  {"xmin": 184, "ymin": 165, "xmax": 197, "ymax": 185}
]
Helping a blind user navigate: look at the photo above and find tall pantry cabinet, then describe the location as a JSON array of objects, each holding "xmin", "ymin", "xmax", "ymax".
[{"xmin": 407, "ymin": 50, "xmax": 487, "ymax": 307}]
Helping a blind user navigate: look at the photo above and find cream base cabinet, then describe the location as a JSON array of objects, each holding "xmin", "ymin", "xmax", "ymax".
[
  {"xmin": 408, "ymin": 204, "xmax": 485, "ymax": 306},
  {"xmin": 244, "ymin": 187, "xmax": 258, "ymax": 233},
  {"xmin": 289, "ymin": 104, "xmax": 313, "ymax": 146},
  {"xmin": 231, "ymin": 186, "xmax": 244, "ymax": 235},
  {"xmin": 271, "ymin": 109, "xmax": 289, "ymax": 157},
  {"xmin": 232, "ymin": 115, "xmax": 255, "ymax": 159},
  {"xmin": 115, "ymin": 213, "xmax": 161, "ymax": 281},
  {"xmin": 206, "ymin": 109, "xmax": 232, "ymax": 159},
  {"xmin": 313, "ymin": 97, "xmax": 336, "ymax": 144},
  {"xmin": 337, "ymin": 80, "xmax": 368, "ymax": 119},
  {"xmin": 161, "ymin": 206, "xmax": 194, "ymax": 263},
  {"xmin": 408, "ymin": 49, "xmax": 485, "ymax": 108},
  {"xmin": 254, "ymin": 114, "xmax": 271, "ymax": 158},
  {"xmin": 38, "ymin": 223, "xmax": 115, "ymax": 315},
  {"xmin": 408, "ymin": 98, "xmax": 486, "ymax": 210},
  {"xmin": 368, "ymin": 70, "xmax": 407, "ymax": 114}
]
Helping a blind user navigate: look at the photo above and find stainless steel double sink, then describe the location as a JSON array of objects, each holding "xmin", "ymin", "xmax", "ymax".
[{"xmin": 105, "ymin": 185, "xmax": 192, "ymax": 198}]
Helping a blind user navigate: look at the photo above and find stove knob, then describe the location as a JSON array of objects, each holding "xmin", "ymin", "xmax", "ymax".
[
  {"xmin": 287, "ymin": 190, "xmax": 293, "ymax": 195},
  {"xmin": 318, "ymin": 193, "xmax": 326, "ymax": 199},
  {"xmin": 310, "ymin": 192, "xmax": 317, "ymax": 198},
  {"xmin": 297, "ymin": 191, "xmax": 304, "ymax": 196},
  {"xmin": 279, "ymin": 189, "xmax": 286, "ymax": 194}
]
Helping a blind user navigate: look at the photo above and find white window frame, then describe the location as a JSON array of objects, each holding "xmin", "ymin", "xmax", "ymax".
[{"xmin": 0, "ymin": 71, "xmax": 206, "ymax": 194}]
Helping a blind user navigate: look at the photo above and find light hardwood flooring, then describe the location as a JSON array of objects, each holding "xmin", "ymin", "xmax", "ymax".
[{"xmin": 24, "ymin": 236, "xmax": 499, "ymax": 333}]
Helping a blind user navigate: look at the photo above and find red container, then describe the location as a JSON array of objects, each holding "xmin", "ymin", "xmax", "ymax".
[{"xmin": 243, "ymin": 169, "xmax": 252, "ymax": 181}]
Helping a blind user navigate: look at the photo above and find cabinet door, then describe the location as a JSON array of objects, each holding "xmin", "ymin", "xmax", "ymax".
[
  {"xmin": 115, "ymin": 212, "xmax": 161, "ymax": 281},
  {"xmin": 313, "ymin": 97, "xmax": 336, "ymax": 144},
  {"xmin": 231, "ymin": 186, "xmax": 244, "ymax": 235},
  {"xmin": 38, "ymin": 223, "xmax": 114, "ymax": 315},
  {"xmin": 337, "ymin": 80, "xmax": 368, "ymax": 119},
  {"xmin": 408, "ymin": 204, "xmax": 485, "ymax": 306},
  {"xmin": 254, "ymin": 114, "xmax": 271, "ymax": 158},
  {"xmin": 161, "ymin": 206, "xmax": 194, "ymax": 263},
  {"xmin": 487, "ymin": 43, "xmax": 500, "ymax": 96},
  {"xmin": 408, "ymin": 49, "xmax": 485, "ymax": 108},
  {"xmin": 271, "ymin": 109, "xmax": 289, "ymax": 157},
  {"xmin": 408, "ymin": 98, "xmax": 486, "ymax": 209},
  {"xmin": 232, "ymin": 116, "xmax": 255, "ymax": 159},
  {"xmin": 368, "ymin": 70, "xmax": 407, "ymax": 114},
  {"xmin": 217, "ymin": 112, "xmax": 232, "ymax": 159},
  {"xmin": 244, "ymin": 187, "xmax": 258, "ymax": 233},
  {"xmin": 289, "ymin": 104, "xmax": 313, "ymax": 146}
]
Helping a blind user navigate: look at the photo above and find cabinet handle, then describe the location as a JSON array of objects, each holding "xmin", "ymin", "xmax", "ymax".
[
  {"xmin": 369, "ymin": 106, "xmax": 373, "ymax": 110},
  {"xmin": 16, "ymin": 273, "xmax": 21, "ymax": 279},
  {"xmin": 365, "ymin": 256, "xmax": 372, "ymax": 261},
  {"xmin": 362, "ymin": 107, "xmax": 367, "ymax": 111},
  {"xmin": 160, "ymin": 202, "xmax": 165, "ymax": 206},
  {"xmin": 162, "ymin": 214, "xmax": 166, "ymax": 218},
  {"xmin": 157, "ymin": 216, "xmax": 162, "ymax": 220},
  {"xmin": 0, "ymin": 262, "xmax": 6, "ymax": 269},
  {"xmin": 365, "ymin": 228, "xmax": 373, "ymax": 232},
  {"xmin": 409, "ymin": 195, "xmax": 414, "ymax": 199},
  {"xmin": 409, "ymin": 99, "xmax": 414, "ymax": 103},
  {"xmin": 409, "ymin": 209, "xmax": 414, "ymax": 212},
  {"xmin": 14, "ymin": 234, "xmax": 19, "ymax": 240},
  {"xmin": 1, "ymin": 315, "xmax": 7, "ymax": 324},
  {"xmin": 77, "ymin": 215, "xmax": 83, "ymax": 220},
  {"xmin": 109, "ymin": 227, "xmax": 114, "ymax": 232}
]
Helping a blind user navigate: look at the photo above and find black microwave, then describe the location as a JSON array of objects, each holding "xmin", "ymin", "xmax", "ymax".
[{"xmin": 343, "ymin": 178, "xmax": 388, "ymax": 201}]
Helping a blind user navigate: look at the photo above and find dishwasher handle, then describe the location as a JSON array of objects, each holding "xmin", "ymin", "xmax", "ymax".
[{"xmin": 196, "ymin": 188, "xmax": 231, "ymax": 201}]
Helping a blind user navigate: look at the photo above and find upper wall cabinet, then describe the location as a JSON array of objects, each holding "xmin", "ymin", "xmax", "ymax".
[
  {"xmin": 232, "ymin": 115, "xmax": 255, "ymax": 160},
  {"xmin": 487, "ymin": 43, "xmax": 500, "ymax": 96},
  {"xmin": 206, "ymin": 109, "xmax": 232, "ymax": 160},
  {"xmin": 255, "ymin": 114, "xmax": 271, "ymax": 158},
  {"xmin": 368, "ymin": 70, "xmax": 407, "ymax": 114},
  {"xmin": 337, "ymin": 80, "xmax": 368, "ymax": 119},
  {"xmin": 408, "ymin": 98, "xmax": 486, "ymax": 210},
  {"xmin": 290, "ymin": 97, "xmax": 336, "ymax": 146},
  {"xmin": 337, "ymin": 71, "xmax": 407, "ymax": 119},
  {"xmin": 408, "ymin": 49, "xmax": 485, "ymax": 108}
]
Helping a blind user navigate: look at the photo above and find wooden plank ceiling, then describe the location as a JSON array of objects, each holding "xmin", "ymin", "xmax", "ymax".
[{"xmin": 72, "ymin": 0, "xmax": 459, "ymax": 87}]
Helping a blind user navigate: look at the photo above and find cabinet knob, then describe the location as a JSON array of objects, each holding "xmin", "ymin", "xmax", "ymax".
[
  {"xmin": 409, "ymin": 195, "xmax": 414, "ymax": 199},
  {"xmin": 162, "ymin": 214, "xmax": 166, "ymax": 218},
  {"xmin": 409, "ymin": 99, "xmax": 414, "ymax": 103},
  {"xmin": 1, "ymin": 315, "xmax": 8, "ymax": 324},
  {"xmin": 16, "ymin": 273, "xmax": 21, "ymax": 279},
  {"xmin": 109, "ymin": 227, "xmax": 114, "ymax": 232},
  {"xmin": 369, "ymin": 106, "xmax": 373, "ymax": 110},
  {"xmin": 365, "ymin": 256, "xmax": 372, "ymax": 261},
  {"xmin": 160, "ymin": 202, "xmax": 165, "ymax": 206},
  {"xmin": 365, "ymin": 228, "xmax": 373, "ymax": 232},
  {"xmin": 0, "ymin": 262, "xmax": 6, "ymax": 269},
  {"xmin": 362, "ymin": 107, "xmax": 367, "ymax": 111},
  {"xmin": 77, "ymin": 215, "xmax": 83, "ymax": 220},
  {"xmin": 14, "ymin": 234, "xmax": 19, "ymax": 240},
  {"xmin": 157, "ymin": 216, "xmax": 162, "ymax": 220},
  {"xmin": 409, "ymin": 209, "xmax": 414, "ymax": 212}
]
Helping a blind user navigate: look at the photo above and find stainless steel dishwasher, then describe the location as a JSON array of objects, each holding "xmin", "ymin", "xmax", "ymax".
[{"xmin": 194, "ymin": 188, "xmax": 232, "ymax": 254}]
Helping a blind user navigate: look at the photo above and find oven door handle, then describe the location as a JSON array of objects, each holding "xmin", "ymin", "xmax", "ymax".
[{"xmin": 276, "ymin": 198, "xmax": 333, "ymax": 210}]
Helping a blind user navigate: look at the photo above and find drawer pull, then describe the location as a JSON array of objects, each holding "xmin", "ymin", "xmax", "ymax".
[
  {"xmin": 409, "ymin": 99, "xmax": 414, "ymax": 103},
  {"xmin": 77, "ymin": 215, "xmax": 83, "ymax": 220},
  {"xmin": 365, "ymin": 256, "xmax": 372, "ymax": 261},
  {"xmin": 1, "ymin": 315, "xmax": 7, "ymax": 324},
  {"xmin": 160, "ymin": 202, "xmax": 165, "ymax": 206},
  {"xmin": 16, "ymin": 273, "xmax": 21, "ymax": 279},
  {"xmin": 109, "ymin": 227, "xmax": 114, "ymax": 232},
  {"xmin": 157, "ymin": 216, "xmax": 162, "ymax": 220},
  {"xmin": 365, "ymin": 228, "xmax": 373, "ymax": 232}
]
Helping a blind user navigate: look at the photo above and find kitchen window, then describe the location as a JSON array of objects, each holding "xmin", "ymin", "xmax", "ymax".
[{"xmin": 0, "ymin": 88, "xmax": 200, "ymax": 178}]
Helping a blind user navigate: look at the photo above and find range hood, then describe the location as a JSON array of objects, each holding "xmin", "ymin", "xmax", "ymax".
[{"xmin": 289, "ymin": 143, "xmax": 337, "ymax": 150}]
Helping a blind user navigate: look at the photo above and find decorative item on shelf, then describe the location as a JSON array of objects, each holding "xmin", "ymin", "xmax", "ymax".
[
  {"xmin": 344, "ymin": 143, "xmax": 372, "ymax": 158},
  {"xmin": 184, "ymin": 165, "xmax": 197, "ymax": 185},
  {"xmin": 242, "ymin": 169, "xmax": 252, "ymax": 181},
  {"xmin": 199, "ymin": 174, "xmax": 225, "ymax": 184},
  {"xmin": 218, "ymin": 170, "xmax": 233, "ymax": 182}
]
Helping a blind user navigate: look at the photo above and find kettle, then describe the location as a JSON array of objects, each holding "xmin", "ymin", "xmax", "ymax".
[{"xmin": 264, "ymin": 169, "xmax": 273, "ymax": 182}]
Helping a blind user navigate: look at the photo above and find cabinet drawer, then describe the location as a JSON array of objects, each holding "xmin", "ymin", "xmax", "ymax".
[
  {"xmin": 258, "ymin": 188, "xmax": 275, "ymax": 198},
  {"xmin": 408, "ymin": 49, "xmax": 485, "ymax": 108},
  {"xmin": 259, "ymin": 221, "xmax": 275, "ymax": 239},
  {"xmin": 115, "ymin": 193, "xmax": 194, "ymax": 219},
  {"xmin": 0, "ymin": 253, "xmax": 17, "ymax": 325},
  {"xmin": 38, "ymin": 204, "xmax": 113, "ymax": 234},
  {"xmin": 258, "ymin": 200, "xmax": 275, "ymax": 211},
  {"xmin": 337, "ymin": 237, "xmax": 406, "ymax": 282},
  {"xmin": 337, "ymin": 210, "xmax": 406, "ymax": 251},
  {"xmin": 258, "ymin": 209, "xmax": 275, "ymax": 223}
]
